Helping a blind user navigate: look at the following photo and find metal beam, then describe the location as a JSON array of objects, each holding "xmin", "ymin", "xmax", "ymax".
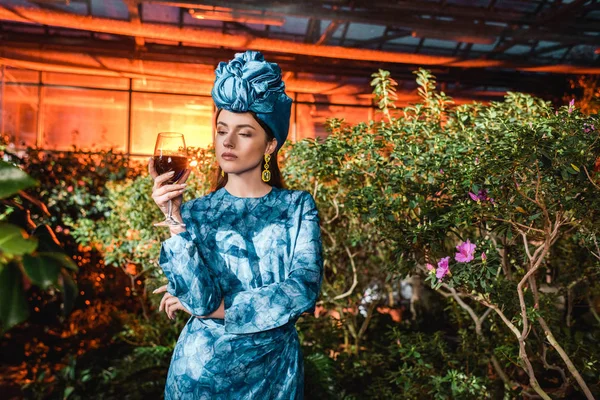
[
  {"xmin": 316, "ymin": 20, "xmax": 340, "ymax": 46},
  {"xmin": 0, "ymin": 32, "xmax": 568, "ymax": 93},
  {"xmin": 144, "ymin": 0, "xmax": 600, "ymax": 34},
  {"xmin": 0, "ymin": 5, "xmax": 599, "ymax": 74},
  {"xmin": 124, "ymin": 0, "xmax": 145, "ymax": 47}
]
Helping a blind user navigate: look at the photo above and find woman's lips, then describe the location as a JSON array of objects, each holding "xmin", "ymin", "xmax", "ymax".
[{"xmin": 222, "ymin": 155, "xmax": 238, "ymax": 160}]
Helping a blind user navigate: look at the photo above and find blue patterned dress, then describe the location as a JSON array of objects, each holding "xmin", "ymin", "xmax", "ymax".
[{"xmin": 158, "ymin": 186, "xmax": 324, "ymax": 399}]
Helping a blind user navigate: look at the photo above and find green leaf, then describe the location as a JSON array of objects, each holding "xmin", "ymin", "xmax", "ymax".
[
  {"xmin": 0, "ymin": 160, "xmax": 38, "ymax": 199},
  {"xmin": 22, "ymin": 254, "xmax": 62, "ymax": 290},
  {"xmin": 36, "ymin": 252, "xmax": 78, "ymax": 272},
  {"xmin": 570, "ymin": 163, "xmax": 580, "ymax": 173},
  {"xmin": 0, "ymin": 263, "xmax": 29, "ymax": 331},
  {"xmin": 63, "ymin": 386, "xmax": 75, "ymax": 399},
  {"xmin": 0, "ymin": 223, "xmax": 38, "ymax": 256},
  {"xmin": 528, "ymin": 212, "xmax": 543, "ymax": 221}
]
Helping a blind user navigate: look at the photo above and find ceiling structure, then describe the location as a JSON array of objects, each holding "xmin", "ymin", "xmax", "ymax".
[{"xmin": 0, "ymin": 0, "xmax": 599, "ymax": 102}]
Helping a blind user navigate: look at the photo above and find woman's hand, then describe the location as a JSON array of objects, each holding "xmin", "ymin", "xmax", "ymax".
[
  {"xmin": 148, "ymin": 158, "xmax": 191, "ymax": 217},
  {"xmin": 153, "ymin": 285, "xmax": 192, "ymax": 320}
]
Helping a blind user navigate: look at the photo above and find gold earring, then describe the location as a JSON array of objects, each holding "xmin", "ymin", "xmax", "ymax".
[
  {"xmin": 261, "ymin": 154, "xmax": 271, "ymax": 182},
  {"xmin": 221, "ymin": 169, "xmax": 225, "ymax": 177}
]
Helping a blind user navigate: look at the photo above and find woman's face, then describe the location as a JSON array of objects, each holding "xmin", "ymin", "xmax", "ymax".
[{"xmin": 215, "ymin": 110, "xmax": 277, "ymax": 174}]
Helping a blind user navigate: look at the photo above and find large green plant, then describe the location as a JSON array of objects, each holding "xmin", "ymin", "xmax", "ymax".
[
  {"xmin": 0, "ymin": 160, "xmax": 77, "ymax": 331},
  {"xmin": 286, "ymin": 69, "xmax": 600, "ymax": 398}
]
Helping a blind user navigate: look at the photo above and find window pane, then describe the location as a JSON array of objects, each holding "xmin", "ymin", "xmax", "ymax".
[
  {"xmin": 2, "ymin": 85, "xmax": 38, "ymax": 147},
  {"xmin": 131, "ymin": 93, "xmax": 213, "ymax": 155},
  {"xmin": 296, "ymin": 104, "xmax": 372, "ymax": 140},
  {"xmin": 42, "ymin": 87, "xmax": 128, "ymax": 151},
  {"xmin": 42, "ymin": 72, "xmax": 129, "ymax": 90},
  {"xmin": 132, "ymin": 79, "xmax": 213, "ymax": 96},
  {"xmin": 296, "ymin": 93, "xmax": 373, "ymax": 106},
  {"xmin": 3, "ymin": 68, "xmax": 39, "ymax": 84}
]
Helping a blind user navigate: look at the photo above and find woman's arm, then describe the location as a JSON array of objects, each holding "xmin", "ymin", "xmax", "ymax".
[
  {"xmin": 159, "ymin": 201, "xmax": 222, "ymax": 317},
  {"xmin": 148, "ymin": 160, "xmax": 221, "ymax": 318},
  {"xmin": 197, "ymin": 298, "xmax": 225, "ymax": 319}
]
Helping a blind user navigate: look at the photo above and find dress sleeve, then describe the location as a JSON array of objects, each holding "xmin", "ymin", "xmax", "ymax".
[
  {"xmin": 158, "ymin": 200, "xmax": 222, "ymax": 317},
  {"xmin": 223, "ymin": 192, "xmax": 324, "ymax": 334}
]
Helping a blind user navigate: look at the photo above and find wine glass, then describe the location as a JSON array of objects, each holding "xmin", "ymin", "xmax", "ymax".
[{"xmin": 153, "ymin": 132, "xmax": 188, "ymax": 227}]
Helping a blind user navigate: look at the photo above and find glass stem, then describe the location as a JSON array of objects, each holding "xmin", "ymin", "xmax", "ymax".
[{"xmin": 166, "ymin": 199, "xmax": 173, "ymax": 221}]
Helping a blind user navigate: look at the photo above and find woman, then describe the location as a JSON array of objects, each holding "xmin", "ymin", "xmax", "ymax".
[{"xmin": 147, "ymin": 50, "xmax": 324, "ymax": 399}]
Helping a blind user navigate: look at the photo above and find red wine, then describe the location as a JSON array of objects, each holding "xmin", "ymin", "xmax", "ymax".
[{"xmin": 154, "ymin": 155, "xmax": 188, "ymax": 184}]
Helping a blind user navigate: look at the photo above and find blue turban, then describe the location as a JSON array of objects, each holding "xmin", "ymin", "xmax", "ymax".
[{"xmin": 211, "ymin": 50, "xmax": 293, "ymax": 150}]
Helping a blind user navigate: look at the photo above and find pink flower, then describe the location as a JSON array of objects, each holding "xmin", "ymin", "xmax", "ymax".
[
  {"xmin": 436, "ymin": 257, "xmax": 450, "ymax": 280},
  {"xmin": 67, "ymin": 186, "xmax": 73, "ymax": 192},
  {"xmin": 584, "ymin": 123, "xmax": 596, "ymax": 133},
  {"xmin": 469, "ymin": 189, "xmax": 493, "ymax": 203},
  {"xmin": 426, "ymin": 263, "xmax": 435, "ymax": 272},
  {"xmin": 568, "ymin": 99, "xmax": 575, "ymax": 114},
  {"xmin": 455, "ymin": 240, "xmax": 476, "ymax": 263},
  {"xmin": 481, "ymin": 252, "xmax": 487, "ymax": 262}
]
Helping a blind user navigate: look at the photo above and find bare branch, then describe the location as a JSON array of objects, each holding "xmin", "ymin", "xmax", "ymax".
[
  {"xmin": 330, "ymin": 245, "xmax": 359, "ymax": 301},
  {"xmin": 492, "ymin": 217, "xmax": 545, "ymax": 234},
  {"xmin": 468, "ymin": 293, "xmax": 551, "ymax": 400},
  {"xmin": 321, "ymin": 225, "xmax": 337, "ymax": 248},
  {"xmin": 521, "ymin": 232, "xmax": 533, "ymax": 261},
  {"xmin": 538, "ymin": 316, "xmax": 596, "ymax": 400},
  {"xmin": 540, "ymin": 344, "xmax": 568, "ymax": 397},
  {"xmin": 583, "ymin": 166, "xmax": 600, "ymax": 191},
  {"xmin": 324, "ymin": 194, "xmax": 340, "ymax": 224}
]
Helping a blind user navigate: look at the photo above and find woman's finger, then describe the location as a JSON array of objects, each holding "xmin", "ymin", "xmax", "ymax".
[
  {"xmin": 148, "ymin": 157, "xmax": 157, "ymax": 179},
  {"xmin": 155, "ymin": 190, "xmax": 186, "ymax": 205},
  {"xmin": 176, "ymin": 169, "xmax": 191, "ymax": 184},
  {"xmin": 159, "ymin": 293, "xmax": 172, "ymax": 313},
  {"xmin": 153, "ymin": 183, "xmax": 187, "ymax": 198},
  {"xmin": 165, "ymin": 299, "xmax": 181, "ymax": 319},
  {"xmin": 152, "ymin": 285, "xmax": 168, "ymax": 294},
  {"xmin": 152, "ymin": 171, "xmax": 176, "ymax": 190},
  {"xmin": 164, "ymin": 297, "xmax": 180, "ymax": 314}
]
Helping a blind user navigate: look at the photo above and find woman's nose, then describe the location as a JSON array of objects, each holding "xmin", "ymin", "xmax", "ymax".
[{"xmin": 223, "ymin": 134, "xmax": 235, "ymax": 148}]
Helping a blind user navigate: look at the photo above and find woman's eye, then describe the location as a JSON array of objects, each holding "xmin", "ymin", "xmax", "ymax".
[
  {"xmin": 217, "ymin": 131, "xmax": 227, "ymax": 135},
  {"xmin": 240, "ymin": 133, "xmax": 251, "ymax": 137}
]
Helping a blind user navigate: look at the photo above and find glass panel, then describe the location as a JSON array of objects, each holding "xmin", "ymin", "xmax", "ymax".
[
  {"xmin": 141, "ymin": 3, "xmax": 180, "ymax": 23},
  {"xmin": 131, "ymin": 93, "xmax": 213, "ymax": 155},
  {"xmin": 42, "ymin": 87, "xmax": 128, "ymax": 151},
  {"xmin": 1, "ymin": 85, "xmax": 38, "ymax": 147},
  {"xmin": 3, "ymin": 68, "xmax": 39, "ymax": 84},
  {"xmin": 132, "ymin": 79, "xmax": 213, "ymax": 96},
  {"xmin": 296, "ymin": 104, "xmax": 372, "ymax": 140},
  {"xmin": 42, "ymin": 72, "xmax": 129, "ymax": 90},
  {"xmin": 296, "ymin": 93, "xmax": 373, "ymax": 106},
  {"xmin": 90, "ymin": 0, "xmax": 129, "ymax": 20}
]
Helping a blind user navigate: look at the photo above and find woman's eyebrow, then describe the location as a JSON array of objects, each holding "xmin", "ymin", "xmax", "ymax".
[
  {"xmin": 216, "ymin": 121, "xmax": 256, "ymax": 130},
  {"xmin": 234, "ymin": 124, "xmax": 256, "ymax": 130}
]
